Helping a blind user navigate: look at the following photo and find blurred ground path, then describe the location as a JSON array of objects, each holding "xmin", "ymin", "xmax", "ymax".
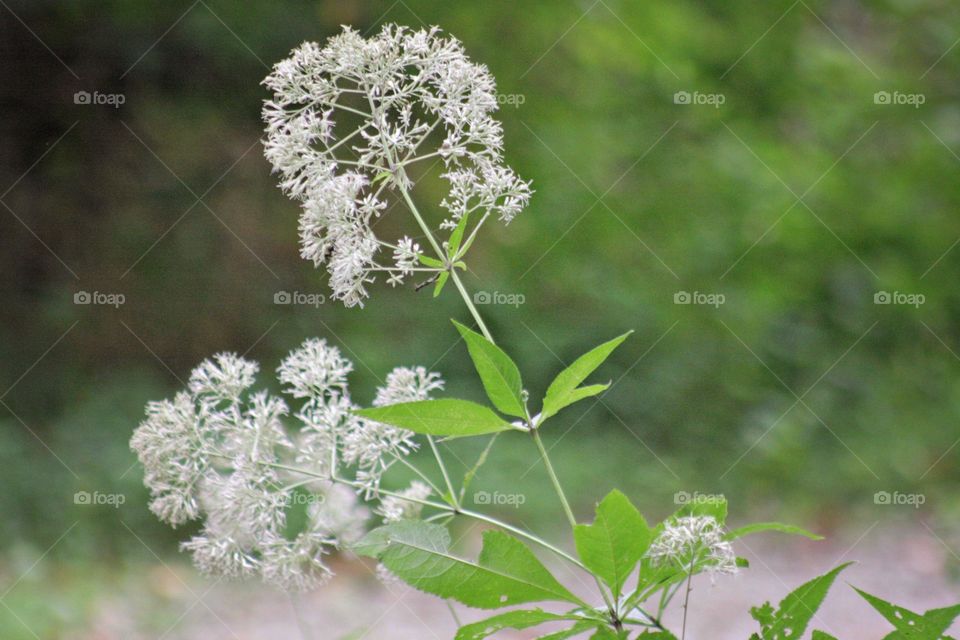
[{"xmin": 69, "ymin": 524, "xmax": 959, "ymax": 639}]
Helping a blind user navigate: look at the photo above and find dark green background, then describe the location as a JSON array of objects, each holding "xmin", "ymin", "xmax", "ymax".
[{"xmin": 2, "ymin": 0, "xmax": 958, "ymax": 577}]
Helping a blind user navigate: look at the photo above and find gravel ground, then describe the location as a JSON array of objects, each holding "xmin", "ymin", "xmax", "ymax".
[{"xmin": 79, "ymin": 524, "xmax": 959, "ymax": 639}]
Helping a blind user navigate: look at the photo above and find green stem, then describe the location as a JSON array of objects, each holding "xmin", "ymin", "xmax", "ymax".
[
  {"xmin": 531, "ymin": 429, "xmax": 577, "ymax": 528},
  {"xmin": 450, "ymin": 268, "xmax": 494, "ymax": 342},
  {"xmin": 428, "ymin": 435, "xmax": 460, "ymax": 509}
]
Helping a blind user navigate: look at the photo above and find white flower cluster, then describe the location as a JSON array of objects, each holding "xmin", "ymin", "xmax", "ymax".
[
  {"xmin": 262, "ymin": 24, "xmax": 532, "ymax": 306},
  {"xmin": 130, "ymin": 339, "xmax": 444, "ymax": 590},
  {"xmin": 646, "ymin": 515, "xmax": 738, "ymax": 577}
]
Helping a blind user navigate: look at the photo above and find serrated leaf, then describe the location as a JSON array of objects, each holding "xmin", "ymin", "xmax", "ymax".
[
  {"xmin": 448, "ymin": 212, "xmax": 470, "ymax": 260},
  {"xmin": 355, "ymin": 399, "xmax": 515, "ymax": 437},
  {"xmin": 574, "ymin": 490, "xmax": 651, "ymax": 599},
  {"xmin": 453, "ymin": 320, "xmax": 526, "ymax": 418},
  {"xmin": 455, "ymin": 609, "xmax": 580, "ymax": 640},
  {"xmin": 356, "ymin": 521, "xmax": 583, "ymax": 609},
  {"xmin": 749, "ymin": 563, "xmax": 851, "ymax": 640},
  {"xmin": 434, "ymin": 271, "xmax": 450, "ymax": 297},
  {"xmin": 726, "ymin": 522, "xmax": 822, "ymax": 541},
  {"xmin": 855, "ymin": 587, "xmax": 960, "ymax": 639},
  {"xmin": 541, "ymin": 332, "xmax": 632, "ymax": 421}
]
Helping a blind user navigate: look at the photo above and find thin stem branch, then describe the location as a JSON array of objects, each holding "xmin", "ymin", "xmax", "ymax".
[
  {"xmin": 681, "ymin": 559, "xmax": 695, "ymax": 640},
  {"xmin": 530, "ymin": 429, "xmax": 577, "ymax": 528},
  {"xmin": 449, "ymin": 268, "xmax": 494, "ymax": 342},
  {"xmin": 392, "ymin": 454, "xmax": 445, "ymax": 497},
  {"xmin": 428, "ymin": 435, "xmax": 460, "ymax": 509}
]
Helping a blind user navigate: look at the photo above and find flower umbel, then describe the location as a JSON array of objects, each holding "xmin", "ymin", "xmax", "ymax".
[
  {"xmin": 646, "ymin": 515, "xmax": 738, "ymax": 577},
  {"xmin": 130, "ymin": 339, "xmax": 444, "ymax": 590},
  {"xmin": 262, "ymin": 24, "xmax": 532, "ymax": 306}
]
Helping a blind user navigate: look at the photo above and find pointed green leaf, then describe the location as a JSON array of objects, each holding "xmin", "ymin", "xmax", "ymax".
[
  {"xmin": 855, "ymin": 587, "xmax": 960, "ymax": 638},
  {"xmin": 447, "ymin": 212, "xmax": 470, "ymax": 260},
  {"xmin": 726, "ymin": 522, "xmax": 822, "ymax": 541},
  {"xmin": 356, "ymin": 521, "xmax": 583, "ymax": 609},
  {"xmin": 455, "ymin": 609, "xmax": 581, "ymax": 640},
  {"xmin": 355, "ymin": 399, "xmax": 516, "ymax": 437},
  {"xmin": 418, "ymin": 255, "xmax": 444, "ymax": 268},
  {"xmin": 434, "ymin": 271, "xmax": 450, "ymax": 297},
  {"xmin": 574, "ymin": 490, "xmax": 651, "ymax": 599},
  {"xmin": 749, "ymin": 563, "xmax": 851, "ymax": 640},
  {"xmin": 541, "ymin": 332, "xmax": 632, "ymax": 421},
  {"xmin": 453, "ymin": 320, "xmax": 526, "ymax": 418}
]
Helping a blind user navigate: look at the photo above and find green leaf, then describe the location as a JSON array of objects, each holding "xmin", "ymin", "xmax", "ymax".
[
  {"xmin": 725, "ymin": 522, "xmax": 823, "ymax": 541},
  {"xmin": 536, "ymin": 621, "xmax": 598, "ymax": 639},
  {"xmin": 590, "ymin": 627, "xmax": 627, "ymax": 639},
  {"xmin": 453, "ymin": 320, "xmax": 526, "ymax": 418},
  {"xmin": 355, "ymin": 399, "xmax": 516, "ymax": 437},
  {"xmin": 447, "ymin": 212, "xmax": 470, "ymax": 259},
  {"xmin": 455, "ymin": 609, "xmax": 581, "ymax": 640},
  {"xmin": 855, "ymin": 587, "xmax": 960, "ymax": 638},
  {"xmin": 574, "ymin": 490, "xmax": 651, "ymax": 599},
  {"xmin": 356, "ymin": 521, "xmax": 583, "ymax": 609},
  {"xmin": 749, "ymin": 563, "xmax": 851, "ymax": 640},
  {"xmin": 433, "ymin": 271, "xmax": 450, "ymax": 297},
  {"xmin": 419, "ymin": 255, "xmax": 444, "ymax": 268},
  {"xmin": 811, "ymin": 632, "xmax": 839, "ymax": 640},
  {"xmin": 541, "ymin": 332, "xmax": 632, "ymax": 421}
]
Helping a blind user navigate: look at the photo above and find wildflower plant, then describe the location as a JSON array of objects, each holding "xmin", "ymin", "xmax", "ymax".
[{"xmin": 132, "ymin": 24, "xmax": 960, "ymax": 639}]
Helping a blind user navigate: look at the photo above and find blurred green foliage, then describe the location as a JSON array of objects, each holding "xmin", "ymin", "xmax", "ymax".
[{"xmin": 3, "ymin": 0, "xmax": 960, "ymax": 564}]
